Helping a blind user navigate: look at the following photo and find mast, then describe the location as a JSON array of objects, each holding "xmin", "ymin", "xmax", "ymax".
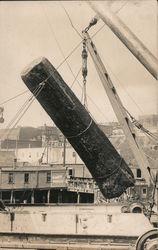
[{"xmin": 88, "ymin": 1, "xmax": 158, "ymax": 80}]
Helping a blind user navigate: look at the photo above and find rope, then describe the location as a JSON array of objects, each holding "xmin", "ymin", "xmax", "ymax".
[
  {"xmin": 10, "ymin": 84, "xmax": 45, "ymax": 129},
  {"xmin": 0, "ymin": 40, "xmax": 81, "ymax": 116},
  {"xmin": 6, "ymin": 92, "xmax": 36, "ymax": 129},
  {"xmin": 0, "ymin": 86, "xmax": 40, "ymax": 141},
  {"xmin": 1, "ymin": 5, "xmax": 113, "ymax": 138},
  {"xmin": 41, "ymin": 1, "xmax": 111, "ymax": 122},
  {"xmin": 60, "ymin": 2, "xmax": 82, "ymax": 39},
  {"xmin": 41, "ymin": 2, "xmax": 112, "ymax": 123},
  {"xmin": 84, "ymin": 13, "xmax": 144, "ymax": 117},
  {"xmin": 1, "ymin": 2, "xmax": 128, "ymax": 130},
  {"xmin": 96, "ymin": 157, "xmax": 123, "ymax": 181},
  {"xmin": 70, "ymin": 67, "xmax": 82, "ymax": 88},
  {"xmin": 67, "ymin": 118, "xmax": 93, "ymax": 139},
  {"xmin": 92, "ymin": 24, "xmax": 105, "ymax": 38},
  {"xmin": 76, "ymin": 79, "xmax": 110, "ymax": 122},
  {"xmin": 39, "ymin": 141, "xmax": 48, "ymax": 164},
  {"xmin": 1, "ymin": 80, "xmax": 47, "ymax": 141},
  {"xmin": 40, "ymin": 2, "xmax": 82, "ymax": 90},
  {"xmin": 0, "ymin": 90, "xmax": 29, "ymax": 106},
  {"xmin": 46, "ymin": 66, "xmax": 105, "ymax": 125},
  {"xmin": 144, "ymin": 152, "xmax": 158, "ymax": 163},
  {"xmin": 125, "ymin": 108, "xmax": 158, "ymax": 143}
]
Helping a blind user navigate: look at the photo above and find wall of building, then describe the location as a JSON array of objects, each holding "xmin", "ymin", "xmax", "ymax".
[
  {"xmin": 16, "ymin": 146, "xmax": 83, "ymax": 165},
  {"xmin": 0, "ymin": 167, "xmax": 67, "ymax": 191},
  {"xmin": 1, "ymin": 139, "xmax": 42, "ymax": 149},
  {"xmin": 0, "ymin": 151, "xmax": 15, "ymax": 167},
  {"xmin": 68, "ymin": 164, "xmax": 91, "ymax": 179}
]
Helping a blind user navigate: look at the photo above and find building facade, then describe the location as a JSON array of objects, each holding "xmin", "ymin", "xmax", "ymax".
[
  {"xmin": 16, "ymin": 146, "xmax": 83, "ymax": 165},
  {"xmin": 0, "ymin": 123, "xmax": 157, "ymax": 207},
  {"xmin": 0, "ymin": 162, "xmax": 155, "ymax": 207}
]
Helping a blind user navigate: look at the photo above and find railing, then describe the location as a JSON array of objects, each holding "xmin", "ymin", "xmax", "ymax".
[{"xmin": 67, "ymin": 177, "xmax": 96, "ymax": 193}]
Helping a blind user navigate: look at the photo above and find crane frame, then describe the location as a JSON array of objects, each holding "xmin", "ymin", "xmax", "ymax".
[{"xmin": 83, "ymin": 30, "xmax": 152, "ymax": 185}]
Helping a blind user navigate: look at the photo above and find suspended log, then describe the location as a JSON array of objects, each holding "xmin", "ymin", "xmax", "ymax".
[{"xmin": 21, "ymin": 57, "xmax": 134, "ymax": 199}]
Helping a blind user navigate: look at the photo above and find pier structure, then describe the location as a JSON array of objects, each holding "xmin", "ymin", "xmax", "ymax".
[{"xmin": 0, "ymin": 163, "xmax": 154, "ymax": 206}]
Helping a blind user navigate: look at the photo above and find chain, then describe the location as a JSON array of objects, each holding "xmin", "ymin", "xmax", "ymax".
[
  {"xmin": 83, "ymin": 16, "xmax": 99, "ymax": 33},
  {"xmin": 82, "ymin": 39, "xmax": 88, "ymax": 107}
]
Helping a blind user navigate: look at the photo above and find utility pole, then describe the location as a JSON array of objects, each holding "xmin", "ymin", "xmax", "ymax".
[
  {"xmin": 63, "ymin": 136, "xmax": 66, "ymax": 168},
  {"xmin": 0, "ymin": 107, "xmax": 4, "ymax": 123},
  {"xmin": 46, "ymin": 138, "xmax": 49, "ymax": 164},
  {"xmin": 44, "ymin": 124, "xmax": 49, "ymax": 164},
  {"xmin": 15, "ymin": 135, "xmax": 18, "ymax": 158}
]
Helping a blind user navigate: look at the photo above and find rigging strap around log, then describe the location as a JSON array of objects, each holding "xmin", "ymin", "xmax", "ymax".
[
  {"xmin": 67, "ymin": 118, "xmax": 93, "ymax": 139},
  {"xmin": 96, "ymin": 158, "xmax": 123, "ymax": 181}
]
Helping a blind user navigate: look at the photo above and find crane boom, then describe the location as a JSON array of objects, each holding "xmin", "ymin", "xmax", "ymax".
[
  {"xmin": 88, "ymin": 1, "xmax": 158, "ymax": 80},
  {"xmin": 83, "ymin": 31, "xmax": 152, "ymax": 185}
]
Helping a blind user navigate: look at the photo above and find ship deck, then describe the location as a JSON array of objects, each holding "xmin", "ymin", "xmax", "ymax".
[{"xmin": 0, "ymin": 232, "xmax": 137, "ymax": 250}]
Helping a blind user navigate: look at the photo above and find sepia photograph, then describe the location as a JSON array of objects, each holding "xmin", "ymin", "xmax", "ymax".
[{"xmin": 0, "ymin": 0, "xmax": 158, "ymax": 249}]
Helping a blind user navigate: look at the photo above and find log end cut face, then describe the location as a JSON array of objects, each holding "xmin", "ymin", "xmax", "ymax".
[{"xmin": 21, "ymin": 57, "xmax": 46, "ymax": 76}]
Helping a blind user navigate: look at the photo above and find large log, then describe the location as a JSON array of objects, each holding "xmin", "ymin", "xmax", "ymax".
[{"xmin": 21, "ymin": 57, "xmax": 134, "ymax": 198}]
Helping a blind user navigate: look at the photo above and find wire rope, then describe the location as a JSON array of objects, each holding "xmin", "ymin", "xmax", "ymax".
[
  {"xmin": 1, "ymin": 86, "xmax": 40, "ymax": 137},
  {"xmin": 0, "ymin": 90, "xmax": 29, "ymax": 106},
  {"xmin": 40, "ymin": 3, "xmax": 110, "ymax": 122},
  {"xmin": 2, "ymin": 84, "xmax": 45, "ymax": 141},
  {"xmin": 1, "ymin": 1, "xmax": 131, "ymax": 136},
  {"xmin": 59, "ymin": 2, "xmax": 82, "ymax": 39}
]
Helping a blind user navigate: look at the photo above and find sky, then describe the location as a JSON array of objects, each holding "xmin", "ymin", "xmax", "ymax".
[{"xmin": 0, "ymin": 0, "xmax": 157, "ymax": 129}]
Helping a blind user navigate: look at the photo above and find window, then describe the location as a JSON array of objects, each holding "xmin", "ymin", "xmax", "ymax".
[
  {"xmin": 24, "ymin": 173, "xmax": 29, "ymax": 184},
  {"xmin": 72, "ymin": 152, "xmax": 76, "ymax": 157},
  {"xmin": 8, "ymin": 173, "xmax": 14, "ymax": 184},
  {"xmin": 68, "ymin": 169, "xmax": 73, "ymax": 177},
  {"xmin": 89, "ymin": 183, "xmax": 93, "ymax": 189},
  {"xmin": 46, "ymin": 171, "xmax": 51, "ymax": 183},
  {"xmin": 136, "ymin": 169, "xmax": 142, "ymax": 178},
  {"xmin": 142, "ymin": 188, "xmax": 147, "ymax": 195}
]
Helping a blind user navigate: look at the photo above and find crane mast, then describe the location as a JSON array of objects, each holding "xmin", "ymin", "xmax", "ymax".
[
  {"xmin": 82, "ymin": 30, "xmax": 152, "ymax": 185},
  {"xmin": 88, "ymin": 1, "xmax": 158, "ymax": 80}
]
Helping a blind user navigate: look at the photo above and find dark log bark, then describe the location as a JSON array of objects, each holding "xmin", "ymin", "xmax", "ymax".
[{"xmin": 21, "ymin": 57, "xmax": 134, "ymax": 199}]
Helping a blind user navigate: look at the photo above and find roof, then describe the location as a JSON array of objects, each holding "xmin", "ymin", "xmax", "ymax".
[{"xmin": 0, "ymin": 163, "xmax": 84, "ymax": 172}]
